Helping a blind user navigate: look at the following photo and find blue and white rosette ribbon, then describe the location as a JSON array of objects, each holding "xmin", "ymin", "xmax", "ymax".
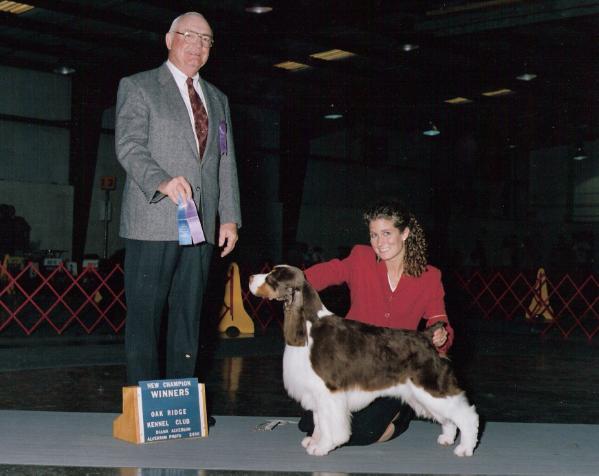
[{"xmin": 177, "ymin": 196, "xmax": 206, "ymax": 245}]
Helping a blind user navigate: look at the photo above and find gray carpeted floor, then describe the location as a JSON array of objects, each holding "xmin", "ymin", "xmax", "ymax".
[{"xmin": 1, "ymin": 410, "xmax": 598, "ymax": 475}]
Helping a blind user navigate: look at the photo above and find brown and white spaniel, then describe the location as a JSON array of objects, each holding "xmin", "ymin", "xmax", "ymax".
[{"xmin": 249, "ymin": 265, "xmax": 479, "ymax": 457}]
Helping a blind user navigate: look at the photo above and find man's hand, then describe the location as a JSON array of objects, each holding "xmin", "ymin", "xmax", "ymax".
[
  {"xmin": 432, "ymin": 327, "xmax": 448, "ymax": 348},
  {"xmin": 219, "ymin": 222, "xmax": 238, "ymax": 257},
  {"xmin": 158, "ymin": 176, "xmax": 192, "ymax": 204}
]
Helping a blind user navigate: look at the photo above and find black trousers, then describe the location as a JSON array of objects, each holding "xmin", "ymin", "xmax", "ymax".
[
  {"xmin": 298, "ymin": 397, "xmax": 415, "ymax": 446},
  {"xmin": 124, "ymin": 239, "xmax": 213, "ymax": 385}
]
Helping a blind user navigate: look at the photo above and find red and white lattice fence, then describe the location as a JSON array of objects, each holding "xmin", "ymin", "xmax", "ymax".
[
  {"xmin": 0, "ymin": 261, "xmax": 125, "ymax": 335},
  {"xmin": 454, "ymin": 269, "xmax": 599, "ymax": 341},
  {"xmin": 1, "ymin": 262, "xmax": 597, "ymax": 340}
]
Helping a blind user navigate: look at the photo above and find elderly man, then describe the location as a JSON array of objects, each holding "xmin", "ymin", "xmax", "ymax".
[{"xmin": 115, "ymin": 12, "xmax": 241, "ymax": 390}]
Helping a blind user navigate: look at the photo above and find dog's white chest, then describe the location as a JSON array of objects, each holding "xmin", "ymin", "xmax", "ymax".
[{"xmin": 282, "ymin": 343, "xmax": 326, "ymax": 409}]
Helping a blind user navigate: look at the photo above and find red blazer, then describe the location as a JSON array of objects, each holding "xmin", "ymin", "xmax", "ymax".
[{"xmin": 305, "ymin": 245, "xmax": 454, "ymax": 352}]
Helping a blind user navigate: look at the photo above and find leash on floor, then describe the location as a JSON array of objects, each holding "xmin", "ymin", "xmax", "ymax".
[{"xmin": 255, "ymin": 419, "xmax": 298, "ymax": 431}]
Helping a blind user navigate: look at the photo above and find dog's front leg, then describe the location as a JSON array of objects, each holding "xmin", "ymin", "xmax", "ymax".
[
  {"xmin": 437, "ymin": 420, "xmax": 457, "ymax": 446},
  {"xmin": 305, "ymin": 393, "xmax": 350, "ymax": 456},
  {"xmin": 301, "ymin": 411, "xmax": 322, "ymax": 449}
]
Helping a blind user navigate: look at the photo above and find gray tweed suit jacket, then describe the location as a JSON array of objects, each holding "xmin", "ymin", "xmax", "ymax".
[{"xmin": 115, "ymin": 63, "xmax": 241, "ymax": 244}]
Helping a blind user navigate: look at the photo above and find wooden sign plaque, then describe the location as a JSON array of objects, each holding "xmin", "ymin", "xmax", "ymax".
[{"xmin": 113, "ymin": 378, "xmax": 208, "ymax": 444}]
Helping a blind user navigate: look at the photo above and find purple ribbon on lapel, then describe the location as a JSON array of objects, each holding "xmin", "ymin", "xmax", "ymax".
[{"xmin": 219, "ymin": 120, "xmax": 228, "ymax": 156}]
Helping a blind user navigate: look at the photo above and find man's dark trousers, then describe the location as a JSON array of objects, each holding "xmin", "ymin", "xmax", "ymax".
[{"xmin": 124, "ymin": 239, "xmax": 213, "ymax": 385}]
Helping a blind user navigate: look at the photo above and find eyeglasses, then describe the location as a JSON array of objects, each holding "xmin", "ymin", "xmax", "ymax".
[{"xmin": 173, "ymin": 31, "xmax": 214, "ymax": 48}]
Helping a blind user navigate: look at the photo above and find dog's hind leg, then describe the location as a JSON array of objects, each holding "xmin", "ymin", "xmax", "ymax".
[
  {"xmin": 410, "ymin": 386, "xmax": 479, "ymax": 457},
  {"xmin": 405, "ymin": 395, "xmax": 456, "ymax": 446},
  {"xmin": 305, "ymin": 393, "xmax": 350, "ymax": 456},
  {"xmin": 447, "ymin": 395, "xmax": 479, "ymax": 457},
  {"xmin": 432, "ymin": 394, "xmax": 478, "ymax": 456}
]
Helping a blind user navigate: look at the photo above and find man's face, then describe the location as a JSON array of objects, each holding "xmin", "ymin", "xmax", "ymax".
[{"xmin": 165, "ymin": 14, "xmax": 212, "ymax": 77}]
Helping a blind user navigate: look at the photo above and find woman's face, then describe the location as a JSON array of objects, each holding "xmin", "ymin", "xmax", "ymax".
[{"xmin": 369, "ymin": 218, "xmax": 410, "ymax": 263}]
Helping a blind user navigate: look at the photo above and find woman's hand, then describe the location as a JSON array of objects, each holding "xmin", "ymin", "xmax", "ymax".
[{"xmin": 432, "ymin": 327, "xmax": 448, "ymax": 348}]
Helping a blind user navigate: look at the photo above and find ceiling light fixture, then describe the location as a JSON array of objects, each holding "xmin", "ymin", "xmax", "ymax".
[
  {"xmin": 482, "ymin": 88, "xmax": 513, "ymax": 97},
  {"xmin": 573, "ymin": 145, "xmax": 588, "ymax": 161},
  {"xmin": 310, "ymin": 49, "xmax": 355, "ymax": 61},
  {"xmin": 324, "ymin": 104, "xmax": 343, "ymax": 120},
  {"xmin": 245, "ymin": 2, "xmax": 272, "ymax": 13},
  {"xmin": 273, "ymin": 61, "xmax": 310, "ymax": 71},
  {"xmin": 423, "ymin": 122, "xmax": 440, "ymax": 136},
  {"xmin": 445, "ymin": 97, "xmax": 472, "ymax": 104},
  {"xmin": 516, "ymin": 73, "xmax": 537, "ymax": 81},
  {"xmin": 0, "ymin": 1, "xmax": 33, "ymax": 14},
  {"xmin": 401, "ymin": 43, "xmax": 419, "ymax": 52},
  {"xmin": 53, "ymin": 65, "xmax": 76, "ymax": 75}
]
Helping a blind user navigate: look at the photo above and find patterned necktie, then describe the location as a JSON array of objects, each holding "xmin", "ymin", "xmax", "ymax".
[{"xmin": 186, "ymin": 77, "xmax": 208, "ymax": 158}]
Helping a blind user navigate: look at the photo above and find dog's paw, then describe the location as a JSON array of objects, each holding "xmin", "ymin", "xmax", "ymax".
[
  {"xmin": 306, "ymin": 443, "xmax": 333, "ymax": 456},
  {"xmin": 437, "ymin": 434, "xmax": 456, "ymax": 446},
  {"xmin": 301, "ymin": 436, "xmax": 312, "ymax": 448},
  {"xmin": 454, "ymin": 444, "xmax": 474, "ymax": 457},
  {"xmin": 305, "ymin": 438, "xmax": 336, "ymax": 456}
]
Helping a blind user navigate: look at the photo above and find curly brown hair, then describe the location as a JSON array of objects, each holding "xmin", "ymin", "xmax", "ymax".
[{"xmin": 363, "ymin": 199, "xmax": 428, "ymax": 277}]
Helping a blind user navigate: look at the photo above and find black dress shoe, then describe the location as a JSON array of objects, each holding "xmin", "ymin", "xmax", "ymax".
[{"xmin": 208, "ymin": 416, "xmax": 216, "ymax": 427}]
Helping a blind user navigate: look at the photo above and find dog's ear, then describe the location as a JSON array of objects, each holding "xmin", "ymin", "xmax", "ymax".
[{"xmin": 283, "ymin": 288, "xmax": 307, "ymax": 346}]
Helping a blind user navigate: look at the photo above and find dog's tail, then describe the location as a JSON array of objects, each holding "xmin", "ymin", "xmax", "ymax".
[{"xmin": 422, "ymin": 321, "xmax": 446, "ymax": 343}]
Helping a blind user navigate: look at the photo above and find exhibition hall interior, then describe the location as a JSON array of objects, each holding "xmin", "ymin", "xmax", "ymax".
[{"xmin": 0, "ymin": 0, "xmax": 598, "ymax": 475}]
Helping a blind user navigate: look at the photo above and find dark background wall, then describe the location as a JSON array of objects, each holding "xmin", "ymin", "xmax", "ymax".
[
  {"xmin": 1, "ymin": 62, "xmax": 597, "ymax": 274},
  {"xmin": 0, "ymin": 0, "xmax": 597, "ymax": 274}
]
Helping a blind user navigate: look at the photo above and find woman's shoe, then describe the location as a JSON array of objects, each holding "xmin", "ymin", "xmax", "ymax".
[{"xmin": 298, "ymin": 410, "xmax": 314, "ymax": 435}]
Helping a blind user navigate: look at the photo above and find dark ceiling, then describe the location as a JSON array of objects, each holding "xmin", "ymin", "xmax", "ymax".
[{"xmin": 1, "ymin": 0, "xmax": 598, "ymax": 150}]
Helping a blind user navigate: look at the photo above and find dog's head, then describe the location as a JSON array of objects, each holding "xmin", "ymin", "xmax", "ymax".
[
  {"xmin": 249, "ymin": 265, "xmax": 309, "ymax": 346},
  {"xmin": 249, "ymin": 265, "xmax": 305, "ymax": 306}
]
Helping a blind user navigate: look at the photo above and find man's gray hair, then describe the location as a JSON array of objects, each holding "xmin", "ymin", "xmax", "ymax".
[{"xmin": 169, "ymin": 12, "xmax": 208, "ymax": 32}]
